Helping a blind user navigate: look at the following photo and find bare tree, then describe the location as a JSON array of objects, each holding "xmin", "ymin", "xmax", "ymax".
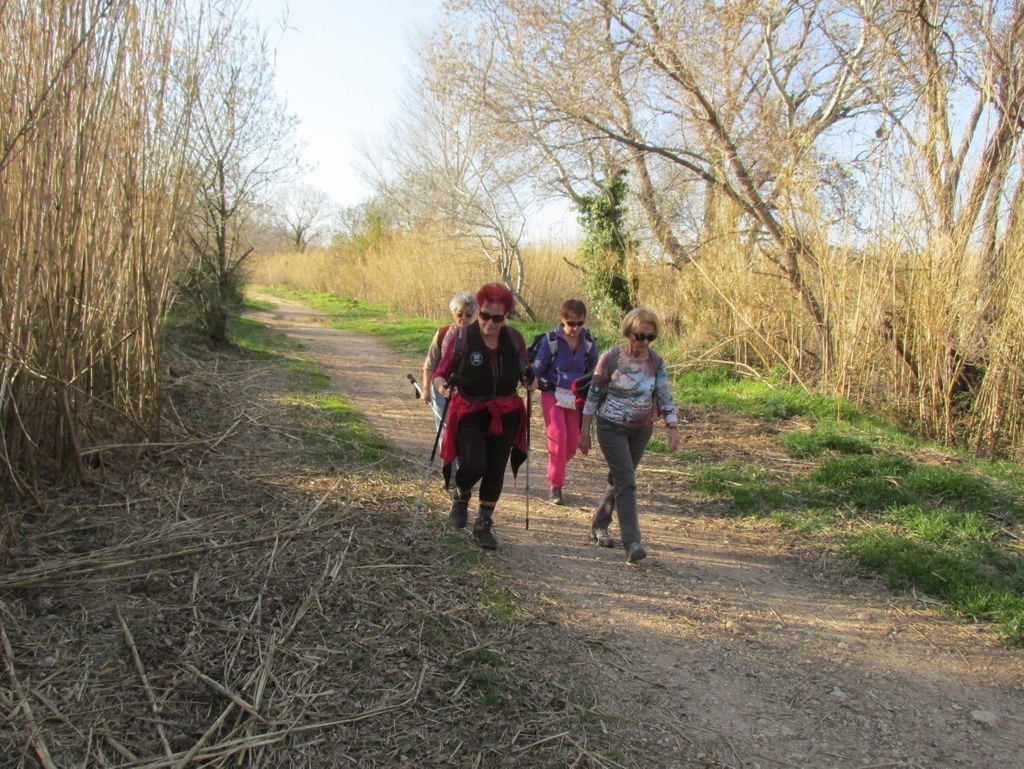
[
  {"xmin": 869, "ymin": 1, "xmax": 1024, "ymax": 286},
  {"xmin": 358, "ymin": 58, "xmax": 543, "ymax": 318},
  {"xmin": 435, "ymin": 0, "xmax": 888, "ymax": 362},
  {"xmin": 863, "ymin": 1, "xmax": 1024, "ymax": 445},
  {"xmin": 271, "ymin": 184, "xmax": 335, "ymax": 251},
  {"xmin": 182, "ymin": 0, "xmax": 301, "ymax": 343}
]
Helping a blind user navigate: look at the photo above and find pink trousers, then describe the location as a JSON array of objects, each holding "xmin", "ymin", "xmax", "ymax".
[{"xmin": 540, "ymin": 391, "xmax": 583, "ymax": 489}]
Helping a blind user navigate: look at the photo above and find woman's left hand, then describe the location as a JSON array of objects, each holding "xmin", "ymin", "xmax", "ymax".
[{"xmin": 666, "ymin": 427, "xmax": 681, "ymax": 452}]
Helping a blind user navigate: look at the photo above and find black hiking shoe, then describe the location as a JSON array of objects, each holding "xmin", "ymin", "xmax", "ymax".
[
  {"xmin": 449, "ymin": 488, "xmax": 470, "ymax": 529},
  {"xmin": 625, "ymin": 542, "xmax": 647, "ymax": 564},
  {"xmin": 472, "ymin": 513, "xmax": 498, "ymax": 550},
  {"xmin": 549, "ymin": 486, "xmax": 564, "ymax": 505}
]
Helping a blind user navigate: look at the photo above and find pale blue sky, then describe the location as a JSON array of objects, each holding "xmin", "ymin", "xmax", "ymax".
[{"xmin": 249, "ymin": 0, "xmax": 442, "ymax": 207}]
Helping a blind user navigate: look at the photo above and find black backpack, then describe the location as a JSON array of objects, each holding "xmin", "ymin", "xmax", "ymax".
[
  {"xmin": 526, "ymin": 332, "xmax": 548, "ymax": 363},
  {"xmin": 449, "ymin": 324, "xmax": 529, "ymax": 388}
]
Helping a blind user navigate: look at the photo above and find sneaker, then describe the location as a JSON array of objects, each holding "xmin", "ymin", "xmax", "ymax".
[
  {"xmin": 549, "ymin": 487, "xmax": 564, "ymax": 505},
  {"xmin": 449, "ymin": 488, "xmax": 470, "ymax": 529},
  {"xmin": 472, "ymin": 514, "xmax": 498, "ymax": 550},
  {"xmin": 590, "ymin": 527, "xmax": 615, "ymax": 548},
  {"xmin": 625, "ymin": 542, "xmax": 647, "ymax": 564}
]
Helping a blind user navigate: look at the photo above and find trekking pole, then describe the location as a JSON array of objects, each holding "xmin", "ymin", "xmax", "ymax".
[
  {"xmin": 405, "ymin": 393, "xmax": 450, "ymax": 544},
  {"xmin": 406, "ymin": 373, "xmax": 423, "ymax": 399},
  {"xmin": 524, "ymin": 388, "xmax": 532, "ymax": 530},
  {"xmin": 414, "ymin": 385, "xmax": 451, "ymax": 516}
]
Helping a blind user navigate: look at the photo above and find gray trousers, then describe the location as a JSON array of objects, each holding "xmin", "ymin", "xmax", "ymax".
[{"xmin": 590, "ymin": 418, "xmax": 653, "ymax": 546}]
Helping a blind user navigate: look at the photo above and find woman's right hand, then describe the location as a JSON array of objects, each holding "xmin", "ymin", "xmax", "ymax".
[{"xmin": 578, "ymin": 432, "xmax": 591, "ymax": 456}]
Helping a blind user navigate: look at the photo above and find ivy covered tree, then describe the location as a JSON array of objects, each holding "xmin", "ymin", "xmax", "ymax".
[{"xmin": 575, "ymin": 170, "xmax": 637, "ymax": 320}]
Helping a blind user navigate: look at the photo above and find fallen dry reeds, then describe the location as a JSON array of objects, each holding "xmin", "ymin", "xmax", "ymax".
[{"xmin": 0, "ymin": 334, "xmax": 643, "ymax": 768}]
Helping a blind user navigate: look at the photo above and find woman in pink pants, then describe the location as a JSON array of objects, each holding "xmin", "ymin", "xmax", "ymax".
[{"xmin": 532, "ymin": 299, "xmax": 599, "ymax": 505}]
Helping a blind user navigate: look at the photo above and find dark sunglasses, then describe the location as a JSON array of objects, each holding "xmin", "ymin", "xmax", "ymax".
[
  {"xmin": 632, "ymin": 332, "xmax": 657, "ymax": 342},
  {"xmin": 563, "ymin": 320, "xmax": 585, "ymax": 328},
  {"xmin": 479, "ymin": 310, "xmax": 506, "ymax": 323}
]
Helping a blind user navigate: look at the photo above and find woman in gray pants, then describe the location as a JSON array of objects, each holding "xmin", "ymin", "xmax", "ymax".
[{"xmin": 578, "ymin": 308, "xmax": 680, "ymax": 563}]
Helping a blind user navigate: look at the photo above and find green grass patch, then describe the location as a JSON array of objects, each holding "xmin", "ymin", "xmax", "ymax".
[
  {"xmin": 288, "ymin": 393, "xmax": 397, "ymax": 465},
  {"xmin": 481, "ymin": 574, "xmax": 518, "ymax": 620},
  {"xmin": 690, "ymin": 453, "xmax": 1024, "ymax": 638},
  {"xmin": 780, "ymin": 422, "xmax": 875, "ymax": 458},
  {"xmin": 227, "ymin": 314, "xmax": 328, "ymax": 391},
  {"xmin": 243, "ymin": 296, "xmax": 276, "ymax": 312},
  {"xmin": 846, "ymin": 522, "xmax": 1024, "ymax": 638},
  {"xmin": 676, "ymin": 365, "xmax": 894, "ymax": 431}
]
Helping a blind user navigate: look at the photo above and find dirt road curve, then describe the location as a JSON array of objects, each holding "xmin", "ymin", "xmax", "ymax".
[{"xmin": 249, "ymin": 294, "xmax": 1024, "ymax": 769}]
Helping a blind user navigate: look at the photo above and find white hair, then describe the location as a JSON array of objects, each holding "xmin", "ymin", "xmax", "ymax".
[{"xmin": 449, "ymin": 292, "xmax": 477, "ymax": 313}]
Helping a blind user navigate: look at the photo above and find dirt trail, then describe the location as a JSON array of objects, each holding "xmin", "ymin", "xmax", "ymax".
[{"xmin": 250, "ymin": 294, "xmax": 1024, "ymax": 769}]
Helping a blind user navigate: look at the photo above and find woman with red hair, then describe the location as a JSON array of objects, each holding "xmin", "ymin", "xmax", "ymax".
[{"xmin": 432, "ymin": 283, "xmax": 535, "ymax": 549}]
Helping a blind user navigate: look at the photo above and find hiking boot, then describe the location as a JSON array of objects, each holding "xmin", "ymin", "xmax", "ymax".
[
  {"xmin": 591, "ymin": 526, "xmax": 615, "ymax": 548},
  {"xmin": 549, "ymin": 486, "xmax": 564, "ymax": 505},
  {"xmin": 625, "ymin": 542, "xmax": 647, "ymax": 564},
  {"xmin": 449, "ymin": 488, "xmax": 470, "ymax": 529},
  {"xmin": 472, "ymin": 513, "xmax": 498, "ymax": 550}
]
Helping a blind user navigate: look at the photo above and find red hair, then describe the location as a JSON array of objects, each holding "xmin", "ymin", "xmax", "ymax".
[{"xmin": 475, "ymin": 283, "xmax": 515, "ymax": 313}]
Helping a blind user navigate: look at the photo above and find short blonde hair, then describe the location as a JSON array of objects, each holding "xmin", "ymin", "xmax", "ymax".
[{"xmin": 620, "ymin": 307, "xmax": 661, "ymax": 338}]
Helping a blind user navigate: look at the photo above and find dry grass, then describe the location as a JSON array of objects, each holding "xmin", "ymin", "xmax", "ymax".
[
  {"xmin": 636, "ymin": 229, "xmax": 1024, "ymax": 456},
  {"xmin": 0, "ymin": 331, "xmax": 642, "ymax": 768},
  {"xmin": 248, "ymin": 214, "xmax": 1024, "ymax": 456},
  {"xmin": 246, "ymin": 230, "xmax": 584, "ymax": 326}
]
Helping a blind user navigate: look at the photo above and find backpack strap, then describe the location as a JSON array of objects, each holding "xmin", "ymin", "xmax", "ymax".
[
  {"xmin": 511, "ymin": 327, "xmax": 531, "ymax": 382},
  {"xmin": 449, "ymin": 324, "xmax": 470, "ymax": 386},
  {"xmin": 434, "ymin": 324, "xmax": 450, "ymax": 350},
  {"xmin": 607, "ymin": 344, "xmax": 620, "ymax": 375}
]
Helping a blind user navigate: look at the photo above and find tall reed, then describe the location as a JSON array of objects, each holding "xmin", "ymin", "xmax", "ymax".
[
  {"xmin": 1, "ymin": 0, "xmax": 194, "ymax": 493},
  {"xmin": 247, "ymin": 228, "xmax": 584, "ymax": 326},
  {"xmin": 252, "ymin": 208, "xmax": 1024, "ymax": 457}
]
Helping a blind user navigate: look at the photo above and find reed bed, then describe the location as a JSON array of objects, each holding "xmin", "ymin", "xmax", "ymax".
[
  {"xmin": 252, "ymin": 219, "xmax": 1024, "ymax": 458},
  {"xmin": 0, "ymin": 0, "xmax": 194, "ymax": 492},
  {"xmin": 246, "ymin": 230, "xmax": 584, "ymax": 326}
]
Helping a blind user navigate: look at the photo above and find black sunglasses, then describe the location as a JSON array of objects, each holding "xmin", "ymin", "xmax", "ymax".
[
  {"xmin": 479, "ymin": 310, "xmax": 506, "ymax": 323},
  {"xmin": 563, "ymin": 320, "xmax": 585, "ymax": 328},
  {"xmin": 632, "ymin": 332, "xmax": 657, "ymax": 342}
]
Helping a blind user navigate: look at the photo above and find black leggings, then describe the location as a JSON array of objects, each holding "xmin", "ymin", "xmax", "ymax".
[{"xmin": 454, "ymin": 410, "xmax": 520, "ymax": 506}]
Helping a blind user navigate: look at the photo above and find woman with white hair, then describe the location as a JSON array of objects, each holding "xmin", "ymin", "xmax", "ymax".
[
  {"xmin": 578, "ymin": 308, "xmax": 681, "ymax": 564},
  {"xmin": 422, "ymin": 291, "xmax": 477, "ymax": 431}
]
